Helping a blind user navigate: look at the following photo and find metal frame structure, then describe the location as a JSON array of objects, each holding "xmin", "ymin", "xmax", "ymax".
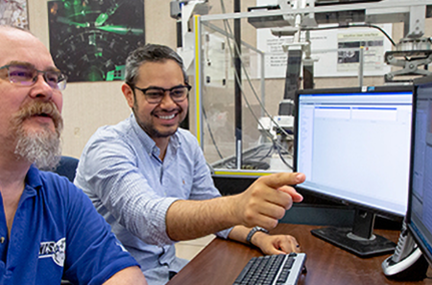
[{"xmin": 192, "ymin": 0, "xmax": 432, "ymax": 178}]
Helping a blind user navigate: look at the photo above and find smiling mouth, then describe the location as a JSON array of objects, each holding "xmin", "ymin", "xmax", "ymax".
[{"xmin": 157, "ymin": 114, "xmax": 177, "ymax": 120}]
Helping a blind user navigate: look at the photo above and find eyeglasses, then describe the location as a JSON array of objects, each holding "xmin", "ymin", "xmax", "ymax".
[
  {"xmin": 0, "ymin": 64, "xmax": 68, "ymax": 90},
  {"xmin": 132, "ymin": 84, "xmax": 191, "ymax": 104}
]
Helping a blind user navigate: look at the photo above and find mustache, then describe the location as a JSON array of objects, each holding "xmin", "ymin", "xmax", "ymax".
[
  {"xmin": 12, "ymin": 101, "xmax": 63, "ymax": 135},
  {"xmin": 150, "ymin": 105, "xmax": 183, "ymax": 115}
]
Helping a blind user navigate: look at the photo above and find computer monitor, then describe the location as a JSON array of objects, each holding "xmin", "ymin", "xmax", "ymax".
[
  {"xmin": 294, "ymin": 85, "xmax": 413, "ymax": 257},
  {"xmin": 406, "ymin": 75, "xmax": 432, "ymax": 265}
]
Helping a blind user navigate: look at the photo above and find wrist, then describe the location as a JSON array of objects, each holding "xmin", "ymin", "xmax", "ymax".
[
  {"xmin": 250, "ymin": 231, "xmax": 269, "ymax": 248},
  {"xmin": 246, "ymin": 226, "xmax": 269, "ymax": 246}
]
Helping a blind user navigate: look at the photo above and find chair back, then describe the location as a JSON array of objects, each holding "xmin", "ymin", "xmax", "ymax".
[{"xmin": 53, "ymin": 156, "xmax": 79, "ymax": 182}]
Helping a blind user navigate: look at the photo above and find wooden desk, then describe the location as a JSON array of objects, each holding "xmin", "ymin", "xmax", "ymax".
[{"xmin": 167, "ymin": 223, "xmax": 432, "ymax": 285}]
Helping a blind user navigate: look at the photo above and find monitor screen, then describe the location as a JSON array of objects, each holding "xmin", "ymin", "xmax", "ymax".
[
  {"xmin": 407, "ymin": 76, "xmax": 432, "ymax": 265},
  {"xmin": 295, "ymin": 85, "xmax": 413, "ymax": 257}
]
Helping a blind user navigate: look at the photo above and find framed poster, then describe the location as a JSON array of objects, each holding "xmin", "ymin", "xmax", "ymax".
[{"xmin": 48, "ymin": 0, "xmax": 145, "ymax": 82}]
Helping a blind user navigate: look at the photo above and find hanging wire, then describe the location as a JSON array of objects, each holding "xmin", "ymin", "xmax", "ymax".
[
  {"xmin": 207, "ymin": 4, "xmax": 399, "ymax": 170},
  {"xmin": 302, "ymin": 23, "xmax": 397, "ymax": 47},
  {"xmin": 218, "ymin": 2, "xmax": 293, "ymax": 169}
]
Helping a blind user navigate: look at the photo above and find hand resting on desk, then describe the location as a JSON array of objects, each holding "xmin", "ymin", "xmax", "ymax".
[{"xmin": 249, "ymin": 230, "xmax": 302, "ymax": 255}]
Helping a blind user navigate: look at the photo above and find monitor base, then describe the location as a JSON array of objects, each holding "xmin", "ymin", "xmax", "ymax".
[{"xmin": 311, "ymin": 226, "xmax": 396, "ymax": 257}]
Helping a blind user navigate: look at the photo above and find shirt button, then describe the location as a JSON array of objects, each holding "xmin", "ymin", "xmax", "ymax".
[{"xmin": 0, "ymin": 237, "xmax": 4, "ymax": 243}]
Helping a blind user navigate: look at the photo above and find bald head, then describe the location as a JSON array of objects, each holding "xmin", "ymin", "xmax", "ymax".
[
  {"xmin": 0, "ymin": 26, "xmax": 53, "ymax": 68},
  {"xmin": 0, "ymin": 25, "xmax": 35, "ymax": 43}
]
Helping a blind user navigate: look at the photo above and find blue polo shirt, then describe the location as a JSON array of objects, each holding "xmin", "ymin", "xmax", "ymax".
[{"xmin": 0, "ymin": 166, "xmax": 139, "ymax": 285}]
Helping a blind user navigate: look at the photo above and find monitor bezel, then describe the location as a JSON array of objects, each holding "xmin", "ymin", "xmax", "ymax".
[
  {"xmin": 406, "ymin": 75, "xmax": 432, "ymax": 266},
  {"xmin": 293, "ymin": 84, "xmax": 413, "ymax": 221}
]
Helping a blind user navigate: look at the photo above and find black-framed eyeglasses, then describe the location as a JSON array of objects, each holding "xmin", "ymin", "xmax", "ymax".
[
  {"xmin": 0, "ymin": 64, "xmax": 68, "ymax": 90},
  {"xmin": 131, "ymin": 83, "xmax": 191, "ymax": 104}
]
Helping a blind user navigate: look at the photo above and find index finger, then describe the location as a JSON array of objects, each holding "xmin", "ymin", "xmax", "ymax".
[{"xmin": 260, "ymin": 172, "xmax": 306, "ymax": 189}]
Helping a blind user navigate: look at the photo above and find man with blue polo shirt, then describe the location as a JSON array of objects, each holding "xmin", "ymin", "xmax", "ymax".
[{"xmin": 0, "ymin": 25, "xmax": 147, "ymax": 284}]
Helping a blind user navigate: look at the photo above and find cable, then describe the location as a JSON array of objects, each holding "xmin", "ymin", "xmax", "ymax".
[
  {"xmin": 218, "ymin": 1, "xmax": 295, "ymax": 170},
  {"xmin": 218, "ymin": 4, "xmax": 291, "ymax": 140},
  {"xmin": 219, "ymin": 1, "xmax": 289, "ymax": 134},
  {"xmin": 302, "ymin": 23, "xmax": 396, "ymax": 47},
  {"xmin": 205, "ymin": 5, "xmax": 402, "ymax": 171},
  {"xmin": 257, "ymin": 143, "xmax": 275, "ymax": 161},
  {"xmin": 275, "ymin": 141, "xmax": 293, "ymax": 170}
]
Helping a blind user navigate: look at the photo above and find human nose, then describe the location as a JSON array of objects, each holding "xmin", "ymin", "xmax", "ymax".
[
  {"xmin": 28, "ymin": 73, "xmax": 55, "ymax": 100},
  {"xmin": 158, "ymin": 90, "xmax": 177, "ymax": 106}
]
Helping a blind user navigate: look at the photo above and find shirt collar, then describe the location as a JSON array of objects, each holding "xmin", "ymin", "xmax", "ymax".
[
  {"xmin": 25, "ymin": 165, "xmax": 42, "ymax": 190},
  {"xmin": 19, "ymin": 165, "xmax": 42, "ymax": 200}
]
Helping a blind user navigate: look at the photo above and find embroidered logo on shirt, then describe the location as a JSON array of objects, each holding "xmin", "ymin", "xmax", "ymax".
[{"xmin": 39, "ymin": 238, "xmax": 66, "ymax": 267}]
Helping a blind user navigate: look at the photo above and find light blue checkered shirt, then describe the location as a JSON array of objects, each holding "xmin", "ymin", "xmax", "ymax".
[{"xmin": 74, "ymin": 113, "xmax": 231, "ymax": 285}]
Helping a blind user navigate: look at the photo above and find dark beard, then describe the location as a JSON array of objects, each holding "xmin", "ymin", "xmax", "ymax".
[
  {"xmin": 11, "ymin": 101, "xmax": 63, "ymax": 170},
  {"xmin": 136, "ymin": 114, "xmax": 178, "ymax": 138},
  {"xmin": 132, "ymin": 102, "xmax": 183, "ymax": 139}
]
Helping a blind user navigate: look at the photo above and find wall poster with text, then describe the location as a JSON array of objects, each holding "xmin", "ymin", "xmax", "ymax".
[{"xmin": 48, "ymin": 0, "xmax": 145, "ymax": 83}]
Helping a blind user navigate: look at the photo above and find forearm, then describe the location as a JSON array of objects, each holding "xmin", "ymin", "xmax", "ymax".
[
  {"xmin": 166, "ymin": 196, "xmax": 240, "ymax": 241},
  {"xmin": 166, "ymin": 172, "xmax": 305, "ymax": 242},
  {"xmin": 228, "ymin": 225, "xmax": 252, "ymax": 244},
  {"xmin": 103, "ymin": 266, "xmax": 147, "ymax": 285}
]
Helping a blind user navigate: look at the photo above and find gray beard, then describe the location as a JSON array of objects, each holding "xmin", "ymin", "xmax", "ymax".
[
  {"xmin": 14, "ymin": 127, "xmax": 62, "ymax": 171},
  {"xmin": 11, "ymin": 101, "xmax": 63, "ymax": 171}
]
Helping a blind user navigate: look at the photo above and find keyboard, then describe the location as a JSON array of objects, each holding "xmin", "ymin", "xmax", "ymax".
[{"xmin": 232, "ymin": 253, "xmax": 307, "ymax": 285}]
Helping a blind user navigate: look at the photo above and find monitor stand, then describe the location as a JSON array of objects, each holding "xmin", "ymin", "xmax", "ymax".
[{"xmin": 311, "ymin": 209, "xmax": 396, "ymax": 257}]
